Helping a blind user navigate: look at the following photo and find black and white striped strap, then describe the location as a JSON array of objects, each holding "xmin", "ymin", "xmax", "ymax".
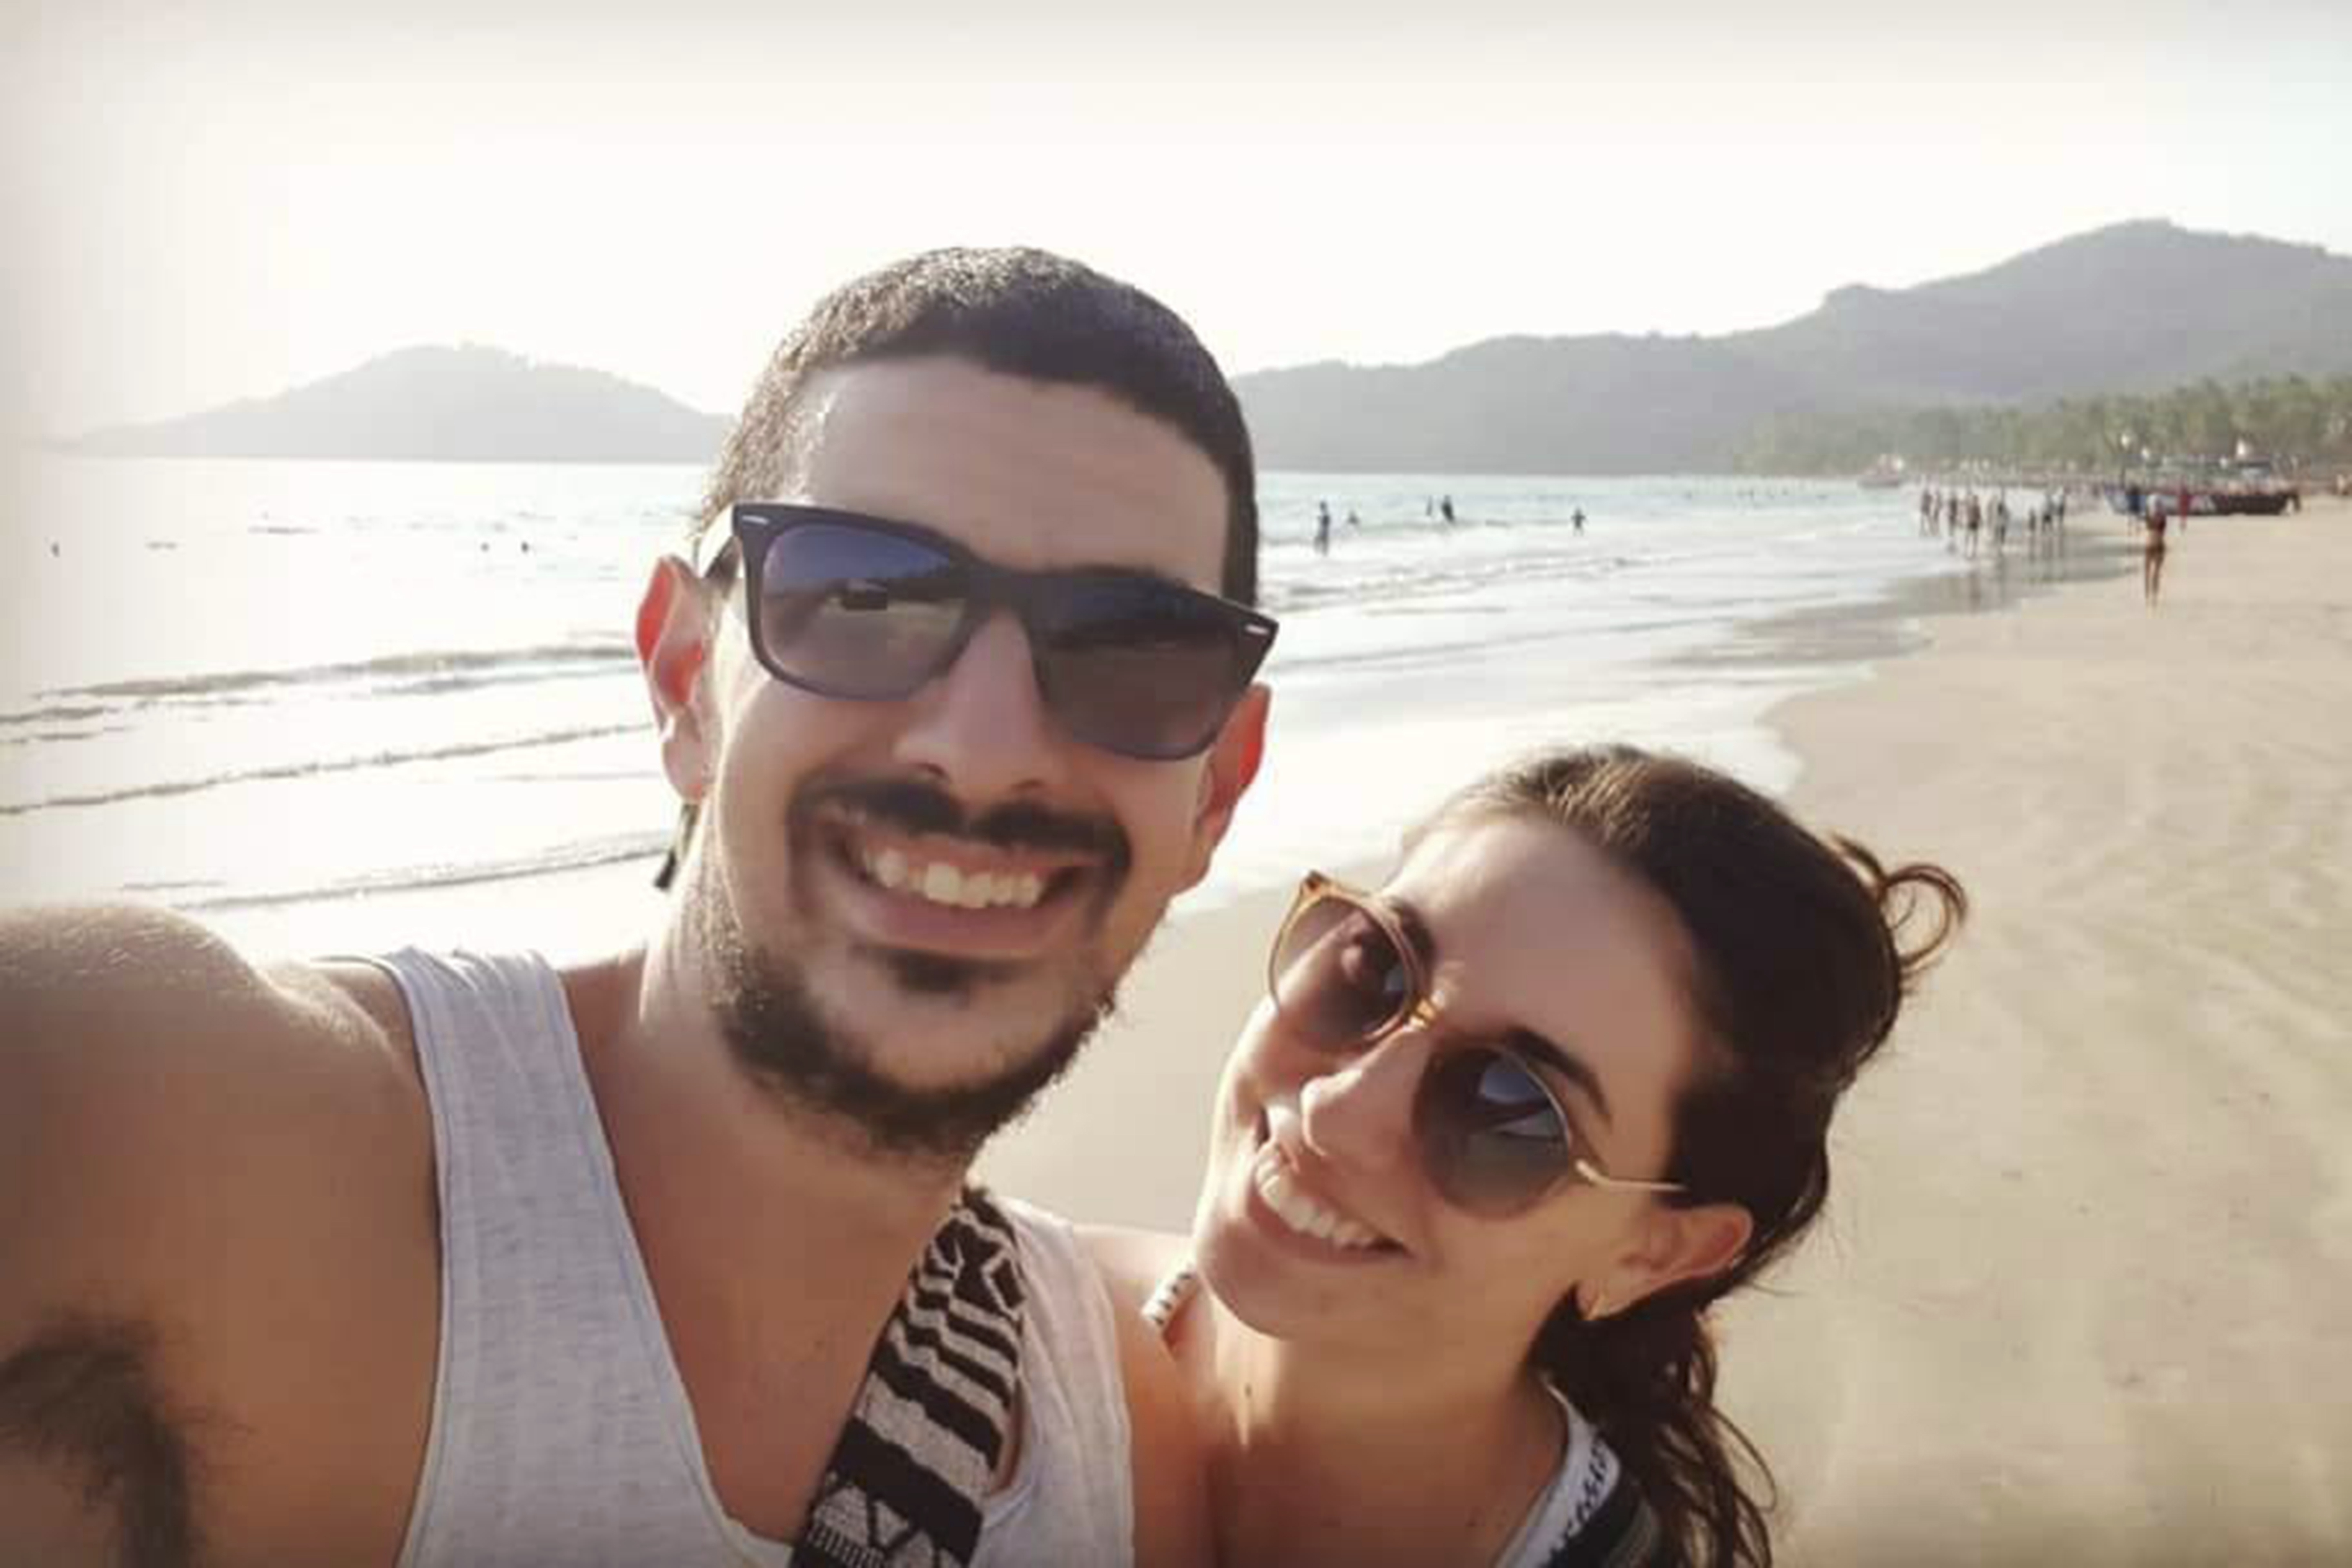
[{"xmin": 797, "ymin": 1187, "xmax": 1026, "ymax": 1568}]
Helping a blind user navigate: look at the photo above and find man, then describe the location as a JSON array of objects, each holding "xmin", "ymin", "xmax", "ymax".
[{"xmin": 0, "ymin": 249, "xmax": 1271, "ymax": 1566}]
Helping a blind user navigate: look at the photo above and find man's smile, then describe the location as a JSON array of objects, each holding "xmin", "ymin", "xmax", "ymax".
[{"xmin": 813, "ymin": 804, "xmax": 1112, "ymax": 958}]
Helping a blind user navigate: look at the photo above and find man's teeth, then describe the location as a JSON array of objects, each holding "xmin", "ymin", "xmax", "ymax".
[
  {"xmin": 1254, "ymin": 1158, "xmax": 1385, "ymax": 1250},
  {"xmin": 862, "ymin": 846, "xmax": 1047, "ymax": 911}
]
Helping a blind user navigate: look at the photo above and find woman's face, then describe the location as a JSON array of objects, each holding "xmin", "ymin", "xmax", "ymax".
[{"xmin": 1192, "ymin": 810, "xmax": 1722, "ymax": 1363}]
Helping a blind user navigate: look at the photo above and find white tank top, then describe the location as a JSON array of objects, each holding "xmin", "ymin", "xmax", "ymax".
[{"xmin": 374, "ymin": 947, "xmax": 1134, "ymax": 1568}]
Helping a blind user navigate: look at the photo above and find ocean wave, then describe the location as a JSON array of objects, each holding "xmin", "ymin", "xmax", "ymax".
[
  {"xmin": 23, "ymin": 640, "xmax": 636, "ymax": 710},
  {"xmin": 0, "ymin": 703, "xmax": 114, "ymax": 730},
  {"xmin": 0, "ymin": 723, "xmax": 641, "ymax": 817},
  {"xmin": 180, "ymin": 831, "xmax": 669, "ymax": 911},
  {"xmin": 1261, "ymin": 548, "xmax": 1628, "ymax": 615}
]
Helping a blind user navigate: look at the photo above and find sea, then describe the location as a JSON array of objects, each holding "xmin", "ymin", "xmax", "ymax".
[{"xmin": 0, "ymin": 456, "xmax": 2125, "ymax": 956}]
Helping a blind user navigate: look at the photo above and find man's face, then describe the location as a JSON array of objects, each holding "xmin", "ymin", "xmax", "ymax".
[{"xmin": 649, "ymin": 355, "xmax": 1264, "ymax": 1159}]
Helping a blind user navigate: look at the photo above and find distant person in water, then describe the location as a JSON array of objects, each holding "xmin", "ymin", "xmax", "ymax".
[
  {"xmin": 1316, "ymin": 501, "xmax": 1333, "ymax": 556},
  {"xmin": 1572, "ymin": 507, "xmax": 1586, "ymax": 535},
  {"xmin": 1441, "ymin": 495, "xmax": 1457, "ymax": 527},
  {"xmin": 1345, "ymin": 508, "xmax": 1361, "ymax": 529}
]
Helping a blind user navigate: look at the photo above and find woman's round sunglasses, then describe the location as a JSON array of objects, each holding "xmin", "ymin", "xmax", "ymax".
[
  {"xmin": 1267, "ymin": 872, "xmax": 1685, "ymax": 1218},
  {"xmin": 718, "ymin": 503, "xmax": 1277, "ymax": 762}
]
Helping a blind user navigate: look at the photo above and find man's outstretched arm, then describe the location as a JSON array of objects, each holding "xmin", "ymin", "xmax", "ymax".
[{"xmin": 0, "ymin": 904, "xmax": 439, "ymax": 1568}]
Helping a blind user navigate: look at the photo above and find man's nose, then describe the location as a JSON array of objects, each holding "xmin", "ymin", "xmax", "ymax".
[{"xmin": 889, "ymin": 611, "xmax": 1064, "ymax": 799}]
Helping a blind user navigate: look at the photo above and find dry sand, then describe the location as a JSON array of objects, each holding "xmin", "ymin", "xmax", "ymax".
[
  {"xmin": 987, "ymin": 498, "xmax": 2352, "ymax": 1566},
  {"xmin": 1727, "ymin": 499, "xmax": 2352, "ymax": 1566}
]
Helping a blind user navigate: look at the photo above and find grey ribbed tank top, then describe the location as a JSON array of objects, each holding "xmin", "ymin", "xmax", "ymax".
[{"xmin": 375, "ymin": 948, "xmax": 1135, "ymax": 1568}]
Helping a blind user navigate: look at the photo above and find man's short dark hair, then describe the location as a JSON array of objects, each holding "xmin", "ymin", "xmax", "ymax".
[{"xmin": 696, "ymin": 246, "xmax": 1259, "ymax": 603}]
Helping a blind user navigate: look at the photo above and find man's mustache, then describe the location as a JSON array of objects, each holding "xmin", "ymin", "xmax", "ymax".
[{"xmin": 809, "ymin": 776, "xmax": 1131, "ymax": 866}]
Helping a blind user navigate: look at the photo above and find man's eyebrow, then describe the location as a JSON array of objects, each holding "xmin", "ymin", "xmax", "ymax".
[{"xmin": 1385, "ymin": 895, "xmax": 1615, "ymax": 1129}]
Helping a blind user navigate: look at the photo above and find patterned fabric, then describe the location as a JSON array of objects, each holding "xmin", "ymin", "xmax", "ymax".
[
  {"xmin": 1535, "ymin": 1468, "xmax": 1664, "ymax": 1568},
  {"xmin": 798, "ymin": 1188, "xmax": 1026, "ymax": 1568}
]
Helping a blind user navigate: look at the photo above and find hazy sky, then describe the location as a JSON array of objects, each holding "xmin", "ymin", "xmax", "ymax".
[{"xmin": 7, "ymin": 0, "xmax": 2348, "ymax": 439}]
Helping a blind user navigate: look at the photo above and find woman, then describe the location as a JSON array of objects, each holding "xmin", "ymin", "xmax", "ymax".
[{"xmin": 1091, "ymin": 744, "xmax": 1965, "ymax": 1567}]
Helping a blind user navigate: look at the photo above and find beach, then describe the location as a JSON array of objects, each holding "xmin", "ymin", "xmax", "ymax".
[
  {"xmin": 14, "ymin": 454, "xmax": 2339, "ymax": 1558},
  {"xmin": 985, "ymin": 499, "xmax": 2352, "ymax": 1564}
]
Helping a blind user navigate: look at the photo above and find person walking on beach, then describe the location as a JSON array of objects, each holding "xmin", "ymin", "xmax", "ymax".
[
  {"xmin": 0, "ymin": 249, "xmax": 1275, "ymax": 1568},
  {"xmin": 1572, "ymin": 506, "xmax": 1586, "ymax": 535},
  {"xmin": 2144, "ymin": 504, "xmax": 2171, "ymax": 606},
  {"xmin": 1091, "ymin": 745, "xmax": 1965, "ymax": 1568}
]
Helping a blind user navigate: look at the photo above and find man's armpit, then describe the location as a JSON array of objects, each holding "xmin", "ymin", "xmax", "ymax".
[{"xmin": 0, "ymin": 1315, "xmax": 203, "ymax": 1568}]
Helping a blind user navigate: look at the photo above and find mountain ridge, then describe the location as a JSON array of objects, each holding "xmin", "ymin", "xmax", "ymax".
[
  {"xmin": 70, "ymin": 344, "xmax": 731, "ymax": 463},
  {"xmin": 67, "ymin": 220, "xmax": 2352, "ymax": 472},
  {"xmin": 1235, "ymin": 219, "xmax": 2352, "ymax": 472}
]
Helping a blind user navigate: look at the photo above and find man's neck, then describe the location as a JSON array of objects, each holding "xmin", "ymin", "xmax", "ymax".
[
  {"xmin": 558, "ymin": 940, "xmax": 980, "ymax": 1539},
  {"xmin": 567, "ymin": 940, "xmax": 971, "ymax": 1325}
]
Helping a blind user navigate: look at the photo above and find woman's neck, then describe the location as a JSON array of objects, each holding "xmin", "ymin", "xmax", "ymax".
[{"xmin": 1192, "ymin": 1296, "xmax": 1565, "ymax": 1568}]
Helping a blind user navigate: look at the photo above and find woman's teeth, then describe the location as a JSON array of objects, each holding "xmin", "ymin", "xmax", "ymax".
[
  {"xmin": 1254, "ymin": 1156, "xmax": 1385, "ymax": 1250},
  {"xmin": 859, "ymin": 845, "xmax": 1047, "ymax": 911}
]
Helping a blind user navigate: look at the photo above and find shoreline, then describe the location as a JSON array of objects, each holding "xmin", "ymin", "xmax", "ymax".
[{"xmin": 980, "ymin": 509, "xmax": 2147, "ymax": 1225}]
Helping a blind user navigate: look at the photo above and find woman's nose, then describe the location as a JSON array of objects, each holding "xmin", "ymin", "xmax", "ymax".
[{"xmin": 1296, "ymin": 1036, "xmax": 1423, "ymax": 1176}]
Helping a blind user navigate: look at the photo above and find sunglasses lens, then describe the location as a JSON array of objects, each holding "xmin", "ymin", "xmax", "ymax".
[
  {"xmin": 752, "ymin": 523, "xmax": 967, "ymax": 699},
  {"xmin": 1271, "ymin": 895, "xmax": 1413, "ymax": 1049},
  {"xmin": 1417, "ymin": 1048, "xmax": 1575, "ymax": 1216},
  {"xmin": 1033, "ymin": 578, "xmax": 1259, "ymax": 759}
]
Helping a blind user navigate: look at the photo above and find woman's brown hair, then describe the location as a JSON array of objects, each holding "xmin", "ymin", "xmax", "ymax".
[{"xmin": 1427, "ymin": 745, "xmax": 1965, "ymax": 1568}]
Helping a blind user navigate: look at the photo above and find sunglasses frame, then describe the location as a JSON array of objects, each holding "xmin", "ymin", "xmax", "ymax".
[
  {"xmin": 1268, "ymin": 871, "xmax": 1686, "ymax": 1209},
  {"xmin": 717, "ymin": 502, "xmax": 1278, "ymax": 762}
]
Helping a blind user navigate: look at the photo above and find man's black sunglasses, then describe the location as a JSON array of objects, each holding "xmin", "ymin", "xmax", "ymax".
[{"xmin": 715, "ymin": 503, "xmax": 1278, "ymax": 761}]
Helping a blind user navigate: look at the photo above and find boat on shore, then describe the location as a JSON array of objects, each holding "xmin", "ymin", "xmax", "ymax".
[{"xmin": 2104, "ymin": 483, "xmax": 2298, "ymax": 517}]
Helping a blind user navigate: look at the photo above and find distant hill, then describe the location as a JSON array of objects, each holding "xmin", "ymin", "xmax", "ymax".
[
  {"xmin": 1234, "ymin": 220, "xmax": 2352, "ymax": 473},
  {"xmin": 71, "ymin": 345, "xmax": 730, "ymax": 463}
]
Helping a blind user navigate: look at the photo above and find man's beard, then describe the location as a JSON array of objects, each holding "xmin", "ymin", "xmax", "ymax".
[{"xmin": 687, "ymin": 775, "xmax": 1132, "ymax": 1165}]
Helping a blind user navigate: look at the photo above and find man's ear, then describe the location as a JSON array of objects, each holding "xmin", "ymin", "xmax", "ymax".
[
  {"xmin": 1601, "ymin": 1201, "xmax": 1753, "ymax": 1317},
  {"xmin": 1177, "ymin": 682, "xmax": 1269, "ymax": 893},
  {"xmin": 636, "ymin": 555, "xmax": 716, "ymax": 802}
]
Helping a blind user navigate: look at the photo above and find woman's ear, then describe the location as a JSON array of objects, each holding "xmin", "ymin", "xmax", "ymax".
[
  {"xmin": 636, "ymin": 555, "xmax": 717, "ymax": 802},
  {"xmin": 1598, "ymin": 1201, "xmax": 1753, "ymax": 1316}
]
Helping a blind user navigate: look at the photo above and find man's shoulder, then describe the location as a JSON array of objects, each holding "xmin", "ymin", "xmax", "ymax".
[
  {"xmin": 0, "ymin": 902, "xmax": 425, "ymax": 1127},
  {"xmin": 0, "ymin": 904, "xmax": 436, "ymax": 1320}
]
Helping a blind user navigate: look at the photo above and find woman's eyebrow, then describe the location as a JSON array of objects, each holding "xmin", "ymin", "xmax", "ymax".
[
  {"xmin": 1503, "ymin": 1028, "xmax": 1615, "ymax": 1129},
  {"xmin": 1387, "ymin": 897, "xmax": 1441, "ymax": 971},
  {"xmin": 1384, "ymin": 891, "xmax": 1616, "ymax": 1128}
]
